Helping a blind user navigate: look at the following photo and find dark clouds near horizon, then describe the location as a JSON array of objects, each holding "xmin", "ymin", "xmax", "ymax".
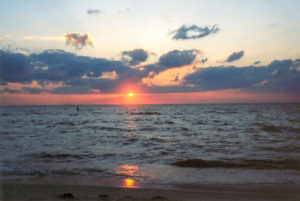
[
  {"xmin": 185, "ymin": 59, "xmax": 300, "ymax": 93},
  {"xmin": 171, "ymin": 24, "xmax": 219, "ymax": 40},
  {"xmin": 0, "ymin": 49, "xmax": 299, "ymax": 95}
]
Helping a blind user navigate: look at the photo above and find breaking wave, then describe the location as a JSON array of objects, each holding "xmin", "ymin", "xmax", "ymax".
[{"xmin": 171, "ymin": 159, "xmax": 300, "ymax": 170}]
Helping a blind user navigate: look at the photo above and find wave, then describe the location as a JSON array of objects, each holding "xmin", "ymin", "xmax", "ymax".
[
  {"xmin": 0, "ymin": 131, "xmax": 12, "ymax": 135},
  {"xmin": 262, "ymin": 125, "xmax": 285, "ymax": 132},
  {"xmin": 29, "ymin": 152, "xmax": 97, "ymax": 160},
  {"xmin": 149, "ymin": 137, "xmax": 167, "ymax": 143},
  {"xmin": 2, "ymin": 168, "xmax": 104, "ymax": 176},
  {"xmin": 180, "ymin": 127, "xmax": 189, "ymax": 131},
  {"xmin": 289, "ymin": 127, "xmax": 300, "ymax": 133},
  {"xmin": 56, "ymin": 121, "xmax": 75, "ymax": 126},
  {"xmin": 129, "ymin": 111, "xmax": 161, "ymax": 115},
  {"xmin": 140, "ymin": 127, "xmax": 156, "ymax": 131},
  {"xmin": 193, "ymin": 120, "xmax": 207, "ymax": 125},
  {"xmin": 86, "ymin": 126, "xmax": 135, "ymax": 132},
  {"xmin": 254, "ymin": 123, "xmax": 299, "ymax": 133},
  {"xmin": 31, "ymin": 112, "xmax": 43, "ymax": 115},
  {"xmin": 261, "ymin": 145, "xmax": 300, "ymax": 153},
  {"xmin": 171, "ymin": 159, "xmax": 300, "ymax": 170}
]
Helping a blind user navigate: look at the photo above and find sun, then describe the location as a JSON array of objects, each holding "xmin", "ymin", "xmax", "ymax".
[{"xmin": 128, "ymin": 92, "xmax": 134, "ymax": 97}]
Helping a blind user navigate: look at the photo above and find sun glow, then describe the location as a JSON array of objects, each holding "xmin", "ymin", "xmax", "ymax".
[{"xmin": 128, "ymin": 92, "xmax": 134, "ymax": 97}]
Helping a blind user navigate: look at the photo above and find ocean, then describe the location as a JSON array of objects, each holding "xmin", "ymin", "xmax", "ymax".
[{"xmin": 1, "ymin": 104, "xmax": 300, "ymax": 187}]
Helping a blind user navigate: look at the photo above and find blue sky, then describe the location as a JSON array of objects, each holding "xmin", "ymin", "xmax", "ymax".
[
  {"xmin": 1, "ymin": 0, "xmax": 299, "ymax": 64},
  {"xmin": 0, "ymin": 0, "xmax": 299, "ymax": 104}
]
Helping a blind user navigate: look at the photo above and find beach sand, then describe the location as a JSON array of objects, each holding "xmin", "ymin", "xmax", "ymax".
[{"xmin": 1, "ymin": 179, "xmax": 299, "ymax": 201}]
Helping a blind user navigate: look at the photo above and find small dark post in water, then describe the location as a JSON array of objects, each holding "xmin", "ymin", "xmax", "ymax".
[{"xmin": 77, "ymin": 105, "xmax": 79, "ymax": 112}]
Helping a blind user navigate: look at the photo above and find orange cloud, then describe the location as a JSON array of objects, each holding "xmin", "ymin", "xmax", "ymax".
[
  {"xmin": 23, "ymin": 36, "xmax": 64, "ymax": 41},
  {"xmin": 0, "ymin": 81, "xmax": 65, "ymax": 91},
  {"xmin": 142, "ymin": 64, "xmax": 196, "ymax": 86}
]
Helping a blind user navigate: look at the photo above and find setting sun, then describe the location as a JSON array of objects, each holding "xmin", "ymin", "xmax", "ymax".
[{"xmin": 128, "ymin": 92, "xmax": 134, "ymax": 97}]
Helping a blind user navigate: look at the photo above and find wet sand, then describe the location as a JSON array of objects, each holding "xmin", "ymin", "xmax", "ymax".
[{"xmin": 1, "ymin": 181, "xmax": 299, "ymax": 201}]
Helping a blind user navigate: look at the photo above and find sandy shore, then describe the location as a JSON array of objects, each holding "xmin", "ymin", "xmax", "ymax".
[{"xmin": 1, "ymin": 180, "xmax": 299, "ymax": 201}]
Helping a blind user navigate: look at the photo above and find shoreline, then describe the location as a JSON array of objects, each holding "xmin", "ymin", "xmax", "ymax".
[{"xmin": 1, "ymin": 177, "xmax": 300, "ymax": 201}]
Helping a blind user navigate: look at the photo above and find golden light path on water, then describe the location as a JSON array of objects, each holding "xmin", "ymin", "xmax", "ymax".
[
  {"xmin": 115, "ymin": 165, "xmax": 141, "ymax": 188},
  {"xmin": 123, "ymin": 178, "xmax": 136, "ymax": 188}
]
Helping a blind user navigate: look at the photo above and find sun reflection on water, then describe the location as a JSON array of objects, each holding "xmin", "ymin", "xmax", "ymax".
[
  {"xmin": 116, "ymin": 165, "xmax": 139, "ymax": 176},
  {"xmin": 115, "ymin": 165, "xmax": 141, "ymax": 188},
  {"xmin": 123, "ymin": 178, "xmax": 136, "ymax": 188}
]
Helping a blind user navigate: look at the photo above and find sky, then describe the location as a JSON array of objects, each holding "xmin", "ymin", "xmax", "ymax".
[{"xmin": 0, "ymin": 0, "xmax": 299, "ymax": 105}]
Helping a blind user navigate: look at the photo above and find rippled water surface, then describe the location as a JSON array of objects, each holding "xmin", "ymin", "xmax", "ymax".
[{"xmin": 1, "ymin": 104, "xmax": 300, "ymax": 185}]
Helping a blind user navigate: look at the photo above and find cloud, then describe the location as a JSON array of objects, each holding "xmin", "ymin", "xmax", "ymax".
[
  {"xmin": 171, "ymin": 24, "xmax": 219, "ymax": 40},
  {"xmin": 0, "ymin": 50, "xmax": 33, "ymax": 83},
  {"xmin": 87, "ymin": 9, "xmax": 101, "ymax": 14},
  {"xmin": 158, "ymin": 49, "xmax": 200, "ymax": 67},
  {"xmin": 1, "ymin": 49, "xmax": 299, "ymax": 95},
  {"xmin": 225, "ymin": 50, "xmax": 244, "ymax": 62},
  {"xmin": 141, "ymin": 49, "xmax": 202, "ymax": 76},
  {"xmin": 23, "ymin": 36, "xmax": 64, "ymax": 41},
  {"xmin": 254, "ymin": 61, "xmax": 261, "ymax": 65},
  {"xmin": 0, "ymin": 49, "xmax": 140, "ymax": 93},
  {"xmin": 184, "ymin": 59, "xmax": 300, "ymax": 93},
  {"xmin": 64, "ymin": 33, "xmax": 93, "ymax": 50},
  {"xmin": 40, "ymin": 36, "xmax": 64, "ymax": 41},
  {"xmin": 118, "ymin": 8, "xmax": 130, "ymax": 14},
  {"xmin": 23, "ymin": 36, "xmax": 34, "ymax": 40},
  {"xmin": 121, "ymin": 49, "xmax": 150, "ymax": 66},
  {"xmin": 174, "ymin": 74, "xmax": 179, "ymax": 82},
  {"xmin": 201, "ymin": 58, "xmax": 208, "ymax": 63}
]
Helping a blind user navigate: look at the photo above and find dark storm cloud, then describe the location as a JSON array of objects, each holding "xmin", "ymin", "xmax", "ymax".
[
  {"xmin": 184, "ymin": 59, "xmax": 300, "ymax": 93},
  {"xmin": 87, "ymin": 9, "xmax": 101, "ymax": 14},
  {"xmin": 121, "ymin": 49, "xmax": 149, "ymax": 66},
  {"xmin": 64, "ymin": 33, "xmax": 93, "ymax": 50},
  {"xmin": 225, "ymin": 51, "xmax": 244, "ymax": 62},
  {"xmin": 171, "ymin": 24, "xmax": 219, "ymax": 40}
]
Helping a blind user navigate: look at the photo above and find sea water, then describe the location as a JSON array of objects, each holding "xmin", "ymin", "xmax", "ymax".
[{"xmin": 1, "ymin": 104, "xmax": 299, "ymax": 186}]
